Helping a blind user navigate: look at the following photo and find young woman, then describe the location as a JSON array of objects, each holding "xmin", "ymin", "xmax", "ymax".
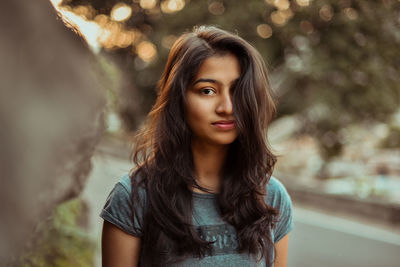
[{"xmin": 101, "ymin": 25, "xmax": 293, "ymax": 267}]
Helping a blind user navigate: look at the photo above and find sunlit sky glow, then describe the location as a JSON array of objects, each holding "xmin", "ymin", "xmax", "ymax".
[
  {"xmin": 49, "ymin": 0, "xmax": 155, "ymax": 60},
  {"xmin": 140, "ymin": 0, "xmax": 157, "ymax": 10},
  {"xmin": 50, "ymin": 0, "xmax": 102, "ymax": 52}
]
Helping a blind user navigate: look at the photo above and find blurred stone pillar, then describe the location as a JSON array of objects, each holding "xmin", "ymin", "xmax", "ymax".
[{"xmin": 0, "ymin": 0, "xmax": 105, "ymax": 263}]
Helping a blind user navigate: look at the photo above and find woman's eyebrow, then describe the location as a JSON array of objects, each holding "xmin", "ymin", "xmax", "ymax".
[
  {"xmin": 193, "ymin": 78, "xmax": 217, "ymax": 85},
  {"xmin": 192, "ymin": 78, "xmax": 239, "ymax": 86}
]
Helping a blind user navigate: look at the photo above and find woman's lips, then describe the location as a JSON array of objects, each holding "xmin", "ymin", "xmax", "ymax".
[{"xmin": 212, "ymin": 120, "xmax": 235, "ymax": 130}]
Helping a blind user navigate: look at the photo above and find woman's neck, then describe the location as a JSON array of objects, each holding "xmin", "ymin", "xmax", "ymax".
[{"xmin": 191, "ymin": 140, "xmax": 229, "ymax": 193}]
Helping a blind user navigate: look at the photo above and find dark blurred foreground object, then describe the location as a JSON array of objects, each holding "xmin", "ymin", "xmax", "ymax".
[{"xmin": 0, "ymin": 0, "xmax": 105, "ymax": 264}]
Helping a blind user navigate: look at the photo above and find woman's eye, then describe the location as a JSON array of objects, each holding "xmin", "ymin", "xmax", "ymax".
[{"xmin": 201, "ymin": 88, "xmax": 215, "ymax": 95}]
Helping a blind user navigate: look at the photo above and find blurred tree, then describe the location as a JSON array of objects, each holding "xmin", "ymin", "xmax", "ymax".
[
  {"xmin": 60, "ymin": 0, "xmax": 400, "ymax": 157},
  {"xmin": 0, "ymin": 0, "xmax": 105, "ymax": 263}
]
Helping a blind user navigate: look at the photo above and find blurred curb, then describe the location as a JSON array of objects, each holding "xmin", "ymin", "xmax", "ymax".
[{"xmin": 286, "ymin": 185, "xmax": 400, "ymax": 226}]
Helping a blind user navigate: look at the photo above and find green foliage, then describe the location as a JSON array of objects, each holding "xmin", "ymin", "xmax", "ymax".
[
  {"xmin": 13, "ymin": 198, "xmax": 95, "ymax": 267},
  {"xmin": 96, "ymin": 54, "xmax": 122, "ymax": 109}
]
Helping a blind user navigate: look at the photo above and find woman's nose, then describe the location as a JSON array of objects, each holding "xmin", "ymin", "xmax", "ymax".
[{"xmin": 215, "ymin": 90, "xmax": 233, "ymax": 115}]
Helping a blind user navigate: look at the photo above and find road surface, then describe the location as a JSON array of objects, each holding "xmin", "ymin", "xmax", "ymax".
[{"xmin": 289, "ymin": 205, "xmax": 400, "ymax": 267}]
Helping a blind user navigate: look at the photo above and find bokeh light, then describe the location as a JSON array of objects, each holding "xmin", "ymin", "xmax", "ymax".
[
  {"xmin": 110, "ymin": 3, "xmax": 133, "ymax": 22},
  {"xmin": 161, "ymin": 34, "xmax": 178, "ymax": 49},
  {"xmin": 208, "ymin": 1, "xmax": 225, "ymax": 15},
  {"xmin": 343, "ymin": 7, "xmax": 359, "ymax": 20},
  {"xmin": 257, "ymin": 24, "xmax": 273, "ymax": 39},
  {"xmin": 160, "ymin": 0, "xmax": 185, "ymax": 14},
  {"xmin": 319, "ymin": 5, "xmax": 334, "ymax": 22},
  {"xmin": 94, "ymin": 14, "xmax": 109, "ymax": 26},
  {"xmin": 73, "ymin": 5, "xmax": 96, "ymax": 20},
  {"xmin": 271, "ymin": 10, "xmax": 288, "ymax": 26},
  {"xmin": 296, "ymin": 0, "xmax": 311, "ymax": 7},
  {"xmin": 115, "ymin": 31, "xmax": 135, "ymax": 48},
  {"xmin": 281, "ymin": 8, "xmax": 294, "ymax": 20},
  {"xmin": 137, "ymin": 41, "xmax": 157, "ymax": 62},
  {"xmin": 140, "ymin": 0, "xmax": 157, "ymax": 10},
  {"xmin": 275, "ymin": 0, "xmax": 290, "ymax": 10},
  {"xmin": 300, "ymin": 20, "xmax": 314, "ymax": 34}
]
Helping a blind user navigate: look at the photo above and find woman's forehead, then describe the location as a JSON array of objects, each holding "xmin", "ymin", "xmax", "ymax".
[{"xmin": 193, "ymin": 54, "xmax": 241, "ymax": 83}]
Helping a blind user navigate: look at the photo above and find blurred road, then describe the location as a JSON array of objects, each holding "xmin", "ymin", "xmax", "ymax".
[
  {"xmin": 288, "ymin": 205, "xmax": 400, "ymax": 267},
  {"xmin": 83, "ymin": 151, "xmax": 400, "ymax": 267},
  {"xmin": 82, "ymin": 153, "xmax": 133, "ymax": 267}
]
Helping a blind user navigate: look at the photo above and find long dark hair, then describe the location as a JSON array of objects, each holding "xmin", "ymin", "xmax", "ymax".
[{"xmin": 130, "ymin": 25, "xmax": 278, "ymax": 266}]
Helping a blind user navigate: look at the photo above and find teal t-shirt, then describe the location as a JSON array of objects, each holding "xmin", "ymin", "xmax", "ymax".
[{"xmin": 100, "ymin": 174, "xmax": 293, "ymax": 266}]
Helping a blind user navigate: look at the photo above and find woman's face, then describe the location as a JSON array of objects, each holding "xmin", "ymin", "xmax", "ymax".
[{"xmin": 185, "ymin": 53, "xmax": 240, "ymax": 146}]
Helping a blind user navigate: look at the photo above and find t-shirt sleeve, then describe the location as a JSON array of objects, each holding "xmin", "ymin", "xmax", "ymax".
[
  {"xmin": 266, "ymin": 177, "xmax": 294, "ymax": 243},
  {"xmin": 100, "ymin": 177, "xmax": 144, "ymax": 237}
]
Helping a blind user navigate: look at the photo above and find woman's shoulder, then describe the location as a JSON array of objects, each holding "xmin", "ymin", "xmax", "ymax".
[
  {"xmin": 103, "ymin": 172, "xmax": 147, "ymax": 212},
  {"xmin": 117, "ymin": 171, "xmax": 146, "ymax": 193},
  {"xmin": 118, "ymin": 173, "xmax": 132, "ymax": 193},
  {"xmin": 99, "ymin": 172, "xmax": 146, "ymax": 237},
  {"xmin": 266, "ymin": 176, "xmax": 294, "ymax": 242},
  {"xmin": 265, "ymin": 176, "xmax": 292, "ymax": 209}
]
